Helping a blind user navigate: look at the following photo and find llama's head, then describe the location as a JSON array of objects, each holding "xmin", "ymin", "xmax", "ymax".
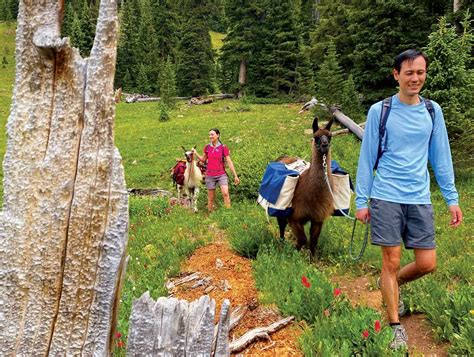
[
  {"xmin": 312, "ymin": 116, "xmax": 333, "ymax": 155},
  {"xmin": 181, "ymin": 146, "xmax": 196, "ymax": 163}
]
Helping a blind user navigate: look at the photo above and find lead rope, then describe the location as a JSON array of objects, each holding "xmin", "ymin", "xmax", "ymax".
[{"xmin": 322, "ymin": 154, "xmax": 369, "ymax": 261}]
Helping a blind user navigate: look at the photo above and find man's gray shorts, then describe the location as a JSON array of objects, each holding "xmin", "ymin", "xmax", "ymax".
[
  {"xmin": 369, "ymin": 198, "xmax": 435, "ymax": 249},
  {"xmin": 205, "ymin": 174, "xmax": 228, "ymax": 189}
]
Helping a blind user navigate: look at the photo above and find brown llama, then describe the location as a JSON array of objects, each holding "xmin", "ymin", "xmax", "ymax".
[{"xmin": 277, "ymin": 116, "xmax": 334, "ymax": 255}]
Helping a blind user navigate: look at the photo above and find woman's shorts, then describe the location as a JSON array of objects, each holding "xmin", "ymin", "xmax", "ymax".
[{"xmin": 205, "ymin": 174, "xmax": 228, "ymax": 189}]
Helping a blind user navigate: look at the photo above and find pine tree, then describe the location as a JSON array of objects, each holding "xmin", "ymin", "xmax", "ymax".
[
  {"xmin": 176, "ymin": 8, "xmax": 215, "ymax": 96},
  {"xmin": 116, "ymin": 0, "xmax": 141, "ymax": 91},
  {"xmin": 341, "ymin": 74, "xmax": 364, "ymax": 122},
  {"xmin": 69, "ymin": 11, "xmax": 85, "ymax": 52},
  {"xmin": 136, "ymin": 63, "xmax": 152, "ymax": 94},
  {"xmin": 423, "ymin": 14, "xmax": 473, "ymax": 167},
  {"xmin": 348, "ymin": 0, "xmax": 443, "ymax": 102},
  {"xmin": 0, "ymin": 0, "xmax": 13, "ymax": 20},
  {"xmin": 159, "ymin": 57, "xmax": 177, "ymax": 106},
  {"xmin": 315, "ymin": 42, "xmax": 345, "ymax": 106},
  {"xmin": 219, "ymin": 0, "xmax": 263, "ymax": 95},
  {"xmin": 80, "ymin": 0, "xmax": 98, "ymax": 57},
  {"xmin": 61, "ymin": 3, "xmax": 75, "ymax": 38}
]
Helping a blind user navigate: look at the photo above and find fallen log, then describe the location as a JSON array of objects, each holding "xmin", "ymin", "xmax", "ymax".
[
  {"xmin": 229, "ymin": 316, "xmax": 295, "ymax": 353},
  {"xmin": 332, "ymin": 122, "xmax": 366, "ymax": 136},
  {"xmin": 330, "ymin": 106, "xmax": 364, "ymax": 140}
]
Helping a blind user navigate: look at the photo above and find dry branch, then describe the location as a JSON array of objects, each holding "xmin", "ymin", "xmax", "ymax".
[{"xmin": 229, "ymin": 316, "xmax": 295, "ymax": 353}]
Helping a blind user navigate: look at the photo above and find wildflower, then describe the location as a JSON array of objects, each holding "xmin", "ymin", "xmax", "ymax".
[
  {"xmin": 333, "ymin": 288, "xmax": 341, "ymax": 297},
  {"xmin": 323, "ymin": 309, "xmax": 330, "ymax": 317},
  {"xmin": 362, "ymin": 330, "xmax": 369, "ymax": 339},
  {"xmin": 301, "ymin": 276, "xmax": 311, "ymax": 288},
  {"xmin": 374, "ymin": 320, "xmax": 381, "ymax": 332},
  {"xmin": 470, "ymin": 309, "xmax": 474, "ymax": 315},
  {"xmin": 117, "ymin": 340, "xmax": 125, "ymax": 348},
  {"xmin": 115, "ymin": 331, "xmax": 122, "ymax": 339}
]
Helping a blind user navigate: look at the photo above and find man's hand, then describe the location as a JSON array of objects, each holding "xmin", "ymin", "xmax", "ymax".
[
  {"xmin": 234, "ymin": 176, "xmax": 240, "ymax": 185},
  {"xmin": 449, "ymin": 205, "xmax": 463, "ymax": 228},
  {"xmin": 356, "ymin": 208, "xmax": 370, "ymax": 224}
]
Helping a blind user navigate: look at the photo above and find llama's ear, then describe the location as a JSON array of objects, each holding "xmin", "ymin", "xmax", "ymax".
[
  {"xmin": 181, "ymin": 146, "xmax": 186, "ymax": 152},
  {"xmin": 312, "ymin": 116, "xmax": 319, "ymax": 133},
  {"xmin": 193, "ymin": 145, "xmax": 196, "ymax": 149},
  {"xmin": 325, "ymin": 118, "xmax": 334, "ymax": 131}
]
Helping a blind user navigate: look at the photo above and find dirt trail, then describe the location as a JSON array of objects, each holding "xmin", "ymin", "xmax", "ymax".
[{"xmin": 170, "ymin": 232, "xmax": 448, "ymax": 356}]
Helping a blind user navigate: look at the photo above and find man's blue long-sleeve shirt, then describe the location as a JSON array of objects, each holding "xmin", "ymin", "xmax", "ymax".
[{"xmin": 355, "ymin": 95, "xmax": 459, "ymax": 209}]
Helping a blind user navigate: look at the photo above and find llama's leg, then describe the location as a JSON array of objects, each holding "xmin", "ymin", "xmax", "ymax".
[
  {"xmin": 290, "ymin": 221, "xmax": 307, "ymax": 250},
  {"xmin": 277, "ymin": 217, "xmax": 288, "ymax": 240},
  {"xmin": 309, "ymin": 221, "xmax": 323, "ymax": 256},
  {"xmin": 192, "ymin": 187, "xmax": 199, "ymax": 212}
]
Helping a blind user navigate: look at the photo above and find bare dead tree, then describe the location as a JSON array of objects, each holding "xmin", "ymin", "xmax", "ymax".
[{"xmin": 0, "ymin": 0, "xmax": 128, "ymax": 355}]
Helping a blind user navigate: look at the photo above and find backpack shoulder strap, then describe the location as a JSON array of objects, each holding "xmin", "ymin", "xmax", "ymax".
[
  {"xmin": 423, "ymin": 98, "xmax": 435, "ymax": 123},
  {"xmin": 374, "ymin": 97, "xmax": 392, "ymax": 171}
]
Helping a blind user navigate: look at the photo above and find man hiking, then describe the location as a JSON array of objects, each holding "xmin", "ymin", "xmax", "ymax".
[{"xmin": 355, "ymin": 49, "xmax": 463, "ymax": 350}]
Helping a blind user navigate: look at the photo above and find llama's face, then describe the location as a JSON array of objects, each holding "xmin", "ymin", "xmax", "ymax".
[
  {"xmin": 312, "ymin": 117, "xmax": 333, "ymax": 155},
  {"xmin": 182, "ymin": 146, "xmax": 196, "ymax": 162}
]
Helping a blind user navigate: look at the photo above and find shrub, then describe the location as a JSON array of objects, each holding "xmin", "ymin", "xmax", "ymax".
[{"xmin": 158, "ymin": 102, "xmax": 170, "ymax": 122}]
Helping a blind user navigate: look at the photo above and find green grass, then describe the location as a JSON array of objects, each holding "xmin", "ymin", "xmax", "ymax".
[{"xmin": 0, "ymin": 21, "xmax": 16, "ymax": 196}]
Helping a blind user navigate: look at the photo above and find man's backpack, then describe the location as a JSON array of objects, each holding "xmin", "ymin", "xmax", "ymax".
[{"xmin": 374, "ymin": 96, "xmax": 435, "ymax": 171}]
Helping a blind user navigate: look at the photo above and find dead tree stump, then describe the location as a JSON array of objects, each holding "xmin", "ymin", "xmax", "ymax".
[
  {"xmin": 0, "ymin": 0, "xmax": 128, "ymax": 355},
  {"xmin": 127, "ymin": 294, "xmax": 231, "ymax": 356}
]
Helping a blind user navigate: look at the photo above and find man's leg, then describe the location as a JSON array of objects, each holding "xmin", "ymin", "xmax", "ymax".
[
  {"xmin": 207, "ymin": 189, "xmax": 215, "ymax": 212},
  {"xmin": 380, "ymin": 246, "xmax": 402, "ymax": 323},
  {"xmin": 398, "ymin": 248, "xmax": 436, "ymax": 285}
]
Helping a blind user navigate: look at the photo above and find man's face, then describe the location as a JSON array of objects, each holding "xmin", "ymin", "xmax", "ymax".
[{"xmin": 393, "ymin": 56, "xmax": 427, "ymax": 98}]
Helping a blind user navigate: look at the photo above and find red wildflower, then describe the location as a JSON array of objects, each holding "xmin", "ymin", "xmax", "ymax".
[
  {"xmin": 117, "ymin": 340, "xmax": 125, "ymax": 348},
  {"xmin": 301, "ymin": 276, "xmax": 311, "ymax": 288},
  {"xmin": 362, "ymin": 330, "xmax": 369, "ymax": 339},
  {"xmin": 115, "ymin": 331, "xmax": 122, "ymax": 339},
  {"xmin": 374, "ymin": 320, "xmax": 381, "ymax": 332},
  {"xmin": 333, "ymin": 288, "xmax": 341, "ymax": 297}
]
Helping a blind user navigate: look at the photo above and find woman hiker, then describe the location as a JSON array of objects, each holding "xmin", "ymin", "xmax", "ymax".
[{"xmin": 193, "ymin": 128, "xmax": 240, "ymax": 212}]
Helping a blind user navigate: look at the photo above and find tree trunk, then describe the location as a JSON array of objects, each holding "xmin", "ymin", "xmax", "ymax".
[
  {"xmin": 453, "ymin": 0, "xmax": 461, "ymax": 12},
  {"xmin": 237, "ymin": 59, "xmax": 247, "ymax": 98},
  {"xmin": 0, "ymin": 1, "xmax": 128, "ymax": 355}
]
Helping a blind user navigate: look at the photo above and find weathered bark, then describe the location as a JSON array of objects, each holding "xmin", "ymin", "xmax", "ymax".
[
  {"xmin": 0, "ymin": 1, "xmax": 128, "ymax": 356},
  {"xmin": 127, "ymin": 294, "xmax": 230, "ymax": 356}
]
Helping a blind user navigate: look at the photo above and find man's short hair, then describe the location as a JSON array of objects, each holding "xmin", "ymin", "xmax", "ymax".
[{"xmin": 394, "ymin": 49, "xmax": 429, "ymax": 72}]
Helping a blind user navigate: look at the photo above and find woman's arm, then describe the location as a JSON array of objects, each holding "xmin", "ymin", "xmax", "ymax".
[
  {"xmin": 193, "ymin": 148, "xmax": 207, "ymax": 163},
  {"xmin": 225, "ymin": 156, "xmax": 240, "ymax": 185}
]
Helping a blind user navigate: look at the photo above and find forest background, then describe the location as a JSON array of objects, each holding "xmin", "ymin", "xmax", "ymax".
[{"xmin": 2, "ymin": 0, "xmax": 470, "ymax": 167}]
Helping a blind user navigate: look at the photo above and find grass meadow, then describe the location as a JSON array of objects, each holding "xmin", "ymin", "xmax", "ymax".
[{"xmin": 1, "ymin": 22, "xmax": 473, "ymax": 355}]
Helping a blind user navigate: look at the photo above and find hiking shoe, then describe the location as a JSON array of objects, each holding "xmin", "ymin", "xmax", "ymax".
[
  {"xmin": 389, "ymin": 325, "xmax": 408, "ymax": 350},
  {"xmin": 376, "ymin": 277, "xmax": 407, "ymax": 317}
]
